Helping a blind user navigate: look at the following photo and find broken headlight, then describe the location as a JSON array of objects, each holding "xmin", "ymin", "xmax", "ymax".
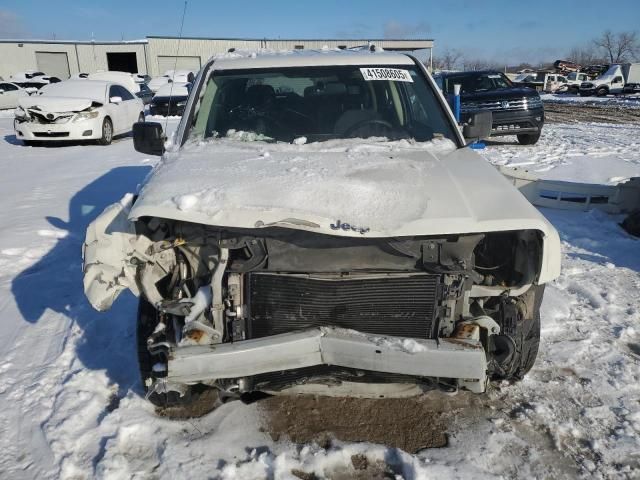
[{"xmin": 14, "ymin": 106, "xmax": 27, "ymax": 120}]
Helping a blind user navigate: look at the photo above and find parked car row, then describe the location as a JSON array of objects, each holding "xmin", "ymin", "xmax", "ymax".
[
  {"xmin": 508, "ymin": 62, "xmax": 640, "ymax": 97},
  {"xmin": 10, "ymin": 66, "xmax": 196, "ymax": 145},
  {"xmin": 579, "ymin": 63, "xmax": 640, "ymax": 96},
  {"xmin": 9, "ymin": 71, "xmax": 61, "ymax": 93}
]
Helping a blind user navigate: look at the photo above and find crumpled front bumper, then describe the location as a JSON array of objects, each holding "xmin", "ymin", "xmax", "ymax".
[{"xmin": 168, "ymin": 327, "xmax": 489, "ymax": 393}]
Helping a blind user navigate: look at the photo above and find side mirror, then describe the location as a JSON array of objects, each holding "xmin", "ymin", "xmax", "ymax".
[
  {"xmin": 463, "ymin": 111, "xmax": 492, "ymax": 143},
  {"xmin": 110, "ymin": 96, "xmax": 123, "ymax": 104},
  {"xmin": 133, "ymin": 122, "xmax": 165, "ymax": 156}
]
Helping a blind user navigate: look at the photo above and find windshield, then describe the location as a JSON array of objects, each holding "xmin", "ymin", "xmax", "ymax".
[
  {"xmin": 440, "ymin": 72, "xmax": 513, "ymax": 94},
  {"xmin": 187, "ymin": 65, "xmax": 457, "ymax": 144}
]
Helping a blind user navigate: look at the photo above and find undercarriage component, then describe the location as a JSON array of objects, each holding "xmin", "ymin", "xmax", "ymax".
[{"xmin": 167, "ymin": 326, "xmax": 489, "ymax": 393}]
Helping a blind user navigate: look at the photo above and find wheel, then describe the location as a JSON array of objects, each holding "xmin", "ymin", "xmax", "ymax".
[
  {"xmin": 517, "ymin": 132, "xmax": 541, "ymax": 145},
  {"xmin": 489, "ymin": 285, "xmax": 544, "ymax": 382},
  {"xmin": 137, "ymin": 299, "xmax": 222, "ymax": 417},
  {"xmin": 98, "ymin": 117, "xmax": 113, "ymax": 145},
  {"xmin": 596, "ymin": 87, "xmax": 608, "ymax": 97}
]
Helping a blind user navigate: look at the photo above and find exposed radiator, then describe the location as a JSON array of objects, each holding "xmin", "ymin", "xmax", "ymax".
[{"xmin": 246, "ymin": 273, "xmax": 440, "ymax": 339}]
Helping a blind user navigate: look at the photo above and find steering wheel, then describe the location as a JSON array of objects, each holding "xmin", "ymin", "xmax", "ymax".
[
  {"xmin": 284, "ymin": 107, "xmax": 314, "ymax": 123},
  {"xmin": 343, "ymin": 119, "xmax": 395, "ymax": 139}
]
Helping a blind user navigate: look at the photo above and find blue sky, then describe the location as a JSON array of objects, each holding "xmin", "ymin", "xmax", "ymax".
[{"xmin": 1, "ymin": 0, "xmax": 639, "ymax": 64}]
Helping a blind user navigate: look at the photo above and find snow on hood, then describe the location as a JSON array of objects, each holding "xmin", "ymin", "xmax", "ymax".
[
  {"xmin": 130, "ymin": 136, "xmax": 557, "ymax": 240},
  {"xmin": 154, "ymin": 82, "xmax": 190, "ymax": 97},
  {"xmin": 18, "ymin": 96, "xmax": 94, "ymax": 112},
  {"xmin": 138, "ymin": 137, "xmax": 457, "ymax": 232},
  {"xmin": 37, "ymin": 80, "xmax": 107, "ymax": 104}
]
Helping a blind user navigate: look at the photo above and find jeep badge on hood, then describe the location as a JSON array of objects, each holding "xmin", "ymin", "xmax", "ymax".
[{"xmin": 330, "ymin": 219, "xmax": 370, "ymax": 234}]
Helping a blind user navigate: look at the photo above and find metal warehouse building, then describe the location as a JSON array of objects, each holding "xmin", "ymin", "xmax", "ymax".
[{"xmin": 0, "ymin": 37, "xmax": 433, "ymax": 80}]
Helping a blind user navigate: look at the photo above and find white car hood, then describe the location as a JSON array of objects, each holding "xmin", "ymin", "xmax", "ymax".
[
  {"xmin": 130, "ymin": 137, "xmax": 560, "ymax": 282},
  {"xmin": 19, "ymin": 96, "xmax": 94, "ymax": 112}
]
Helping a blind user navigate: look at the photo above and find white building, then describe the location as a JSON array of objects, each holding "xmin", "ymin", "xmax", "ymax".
[{"xmin": 0, "ymin": 36, "xmax": 433, "ymax": 79}]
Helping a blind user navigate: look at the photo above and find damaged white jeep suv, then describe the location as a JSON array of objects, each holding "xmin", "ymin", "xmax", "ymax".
[{"xmin": 83, "ymin": 50, "xmax": 561, "ymax": 408}]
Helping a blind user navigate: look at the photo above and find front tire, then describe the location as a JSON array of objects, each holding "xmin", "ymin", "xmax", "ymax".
[
  {"xmin": 137, "ymin": 299, "xmax": 221, "ymax": 417},
  {"xmin": 517, "ymin": 132, "xmax": 541, "ymax": 145},
  {"xmin": 98, "ymin": 117, "xmax": 113, "ymax": 145},
  {"xmin": 596, "ymin": 87, "xmax": 608, "ymax": 97},
  {"xmin": 490, "ymin": 285, "xmax": 544, "ymax": 382}
]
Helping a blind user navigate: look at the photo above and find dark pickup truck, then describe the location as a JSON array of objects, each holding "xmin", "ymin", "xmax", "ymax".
[{"xmin": 435, "ymin": 71, "xmax": 544, "ymax": 145}]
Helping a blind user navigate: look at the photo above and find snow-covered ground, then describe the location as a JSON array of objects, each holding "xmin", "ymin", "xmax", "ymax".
[
  {"xmin": 480, "ymin": 122, "xmax": 640, "ymax": 185},
  {"xmin": 0, "ymin": 116, "xmax": 638, "ymax": 479}
]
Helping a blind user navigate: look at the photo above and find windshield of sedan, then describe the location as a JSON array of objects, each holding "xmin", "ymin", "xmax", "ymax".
[
  {"xmin": 187, "ymin": 65, "xmax": 457, "ymax": 144},
  {"xmin": 440, "ymin": 72, "xmax": 513, "ymax": 94}
]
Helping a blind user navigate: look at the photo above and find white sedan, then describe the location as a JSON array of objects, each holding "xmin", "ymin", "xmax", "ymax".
[
  {"xmin": 0, "ymin": 82, "xmax": 28, "ymax": 109},
  {"xmin": 14, "ymin": 80, "xmax": 144, "ymax": 145}
]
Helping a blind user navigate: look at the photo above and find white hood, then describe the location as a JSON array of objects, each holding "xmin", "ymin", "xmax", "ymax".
[
  {"xmin": 19, "ymin": 96, "xmax": 93, "ymax": 112},
  {"xmin": 131, "ymin": 138, "xmax": 557, "ymax": 237},
  {"xmin": 130, "ymin": 137, "xmax": 561, "ymax": 284}
]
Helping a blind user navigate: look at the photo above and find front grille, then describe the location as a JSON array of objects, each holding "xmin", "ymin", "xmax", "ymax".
[
  {"xmin": 492, "ymin": 121, "xmax": 535, "ymax": 131},
  {"xmin": 27, "ymin": 110, "xmax": 73, "ymax": 124},
  {"xmin": 149, "ymin": 104, "xmax": 184, "ymax": 117},
  {"xmin": 33, "ymin": 132, "xmax": 69, "ymax": 137},
  {"xmin": 462, "ymin": 97, "xmax": 542, "ymax": 113},
  {"xmin": 246, "ymin": 273, "xmax": 440, "ymax": 339}
]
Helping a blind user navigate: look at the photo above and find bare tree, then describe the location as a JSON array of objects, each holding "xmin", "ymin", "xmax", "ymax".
[
  {"xmin": 594, "ymin": 30, "xmax": 638, "ymax": 63},
  {"xmin": 462, "ymin": 57, "xmax": 502, "ymax": 71},
  {"xmin": 567, "ymin": 44, "xmax": 605, "ymax": 66},
  {"xmin": 433, "ymin": 47, "xmax": 463, "ymax": 71}
]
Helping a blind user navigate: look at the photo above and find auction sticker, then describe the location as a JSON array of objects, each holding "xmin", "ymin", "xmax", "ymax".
[{"xmin": 360, "ymin": 67, "xmax": 414, "ymax": 82}]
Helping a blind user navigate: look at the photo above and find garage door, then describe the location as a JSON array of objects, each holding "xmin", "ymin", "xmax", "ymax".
[
  {"xmin": 35, "ymin": 52, "xmax": 71, "ymax": 79},
  {"xmin": 157, "ymin": 56, "xmax": 201, "ymax": 75}
]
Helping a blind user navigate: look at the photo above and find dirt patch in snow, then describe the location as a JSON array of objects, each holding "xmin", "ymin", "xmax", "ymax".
[
  {"xmin": 259, "ymin": 391, "xmax": 477, "ymax": 453},
  {"xmin": 544, "ymin": 102, "xmax": 640, "ymax": 124}
]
